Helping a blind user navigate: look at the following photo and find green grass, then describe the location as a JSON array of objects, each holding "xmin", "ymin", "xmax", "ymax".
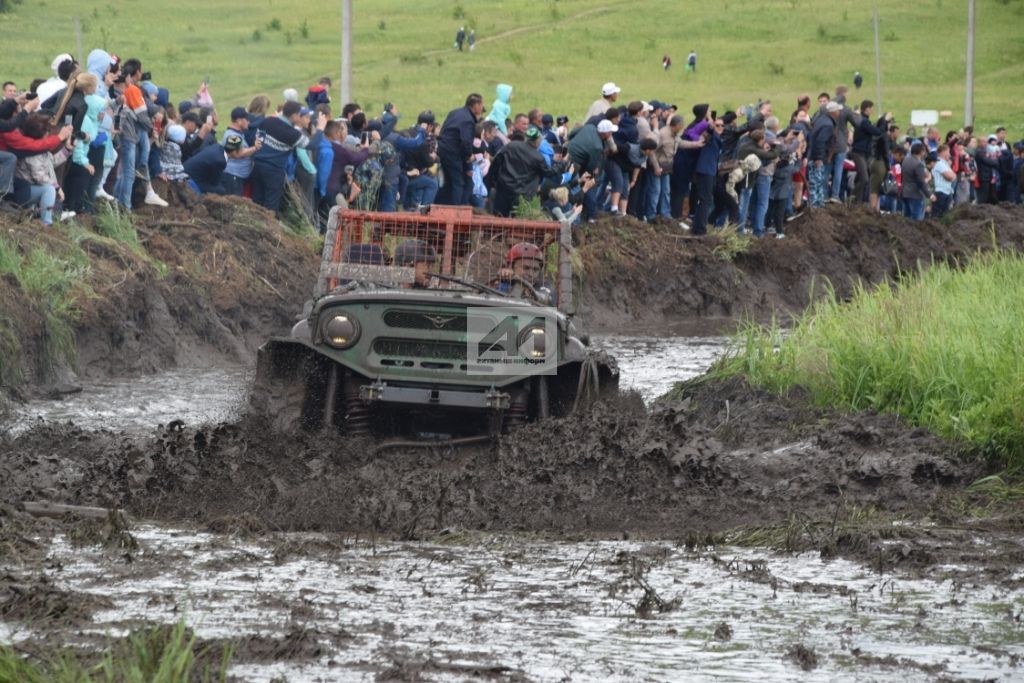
[
  {"xmin": 712, "ymin": 222, "xmax": 753, "ymax": 262},
  {"xmin": 1, "ymin": 0, "xmax": 1021, "ymax": 136},
  {"xmin": 0, "ymin": 235, "xmax": 91, "ymax": 386},
  {"xmin": 0, "ymin": 620, "xmax": 231, "ymax": 683},
  {"xmin": 713, "ymin": 247, "xmax": 1024, "ymax": 467},
  {"xmin": 93, "ymin": 203, "xmax": 141, "ymax": 249}
]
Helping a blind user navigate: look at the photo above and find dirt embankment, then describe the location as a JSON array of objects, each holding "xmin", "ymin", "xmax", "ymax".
[
  {"xmin": 0, "ymin": 192, "xmax": 319, "ymax": 399},
  {"xmin": 2, "ymin": 201, "xmax": 1022, "ymax": 398},
  {"xmin": 578, "ymin": 204, "xmax": 1024, "ymax": 330}
]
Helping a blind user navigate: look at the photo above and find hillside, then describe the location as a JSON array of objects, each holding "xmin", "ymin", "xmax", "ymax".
[{"xmin": 1, "ymin": 0, "xmax": 1022, "ymax": 135}]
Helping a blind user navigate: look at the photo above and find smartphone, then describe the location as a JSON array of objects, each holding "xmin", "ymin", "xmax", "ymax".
[
  {"xmin": 206, "ymin": 115, "xmax": 213, "ymax": 125},
  {"xmin": 361, "ymin": 132, "xmax": 370, "ymax": 144},
  {"xmin": 64, "ymin": 115, "xmax": 72, "ymax": 126}
]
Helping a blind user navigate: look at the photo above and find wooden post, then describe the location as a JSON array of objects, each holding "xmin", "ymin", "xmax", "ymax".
[
  {"xmin": 341, "ymin": 0, "xmax": 352, "ymax": 104},
  {"xmin": 964, "ymin": 0, "xmax": 976, "ymax": 126},
  {"xmin": 872, "ymin": 6, "xmax": 883, "ymax": 113}
]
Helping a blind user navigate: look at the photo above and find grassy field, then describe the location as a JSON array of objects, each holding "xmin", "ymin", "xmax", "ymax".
[
  {"xmin": 713, "ymin": 249, "xmax": 1024, "ymax": 468},
  {"xmin": 1, "ymin": 0, "xmax": 1022, "ymax": 136}
]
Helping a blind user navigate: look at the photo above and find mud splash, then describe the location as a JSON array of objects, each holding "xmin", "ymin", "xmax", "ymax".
[{"xmin": 0, "ymin": 376, "xmax": 976, "ymax": 539}]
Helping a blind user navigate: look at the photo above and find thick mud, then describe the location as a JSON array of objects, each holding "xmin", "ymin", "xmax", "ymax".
[{"xmin": 0, "ymin": 377, "xmax": 981, "ymax": 540}]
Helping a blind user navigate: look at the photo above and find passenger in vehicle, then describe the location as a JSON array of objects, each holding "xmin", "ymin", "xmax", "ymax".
[{"xmin": 393, "ymin": 239, "xmax": 437, "ymax": 289}]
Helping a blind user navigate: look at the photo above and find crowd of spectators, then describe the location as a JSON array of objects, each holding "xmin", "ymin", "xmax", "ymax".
[{"xmin": 1, "ymin": 52, "xmax": 1021, "ymax": 236}]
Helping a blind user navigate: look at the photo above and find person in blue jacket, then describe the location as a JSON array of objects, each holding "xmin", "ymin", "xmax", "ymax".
[{"xmin": 691, "ymin": 117, "xmax": 723, "ymax": 235}]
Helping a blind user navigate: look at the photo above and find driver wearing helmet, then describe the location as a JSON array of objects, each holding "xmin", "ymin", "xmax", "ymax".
[
  {"xmin": 491, "ymin": 242, "xmax": 550, "ymax": 302},
  {"xmin": 393, "ymin": 239, "xmax": 437, "ymax": 289}
]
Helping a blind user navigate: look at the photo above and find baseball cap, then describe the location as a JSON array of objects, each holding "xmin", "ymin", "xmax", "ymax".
[
  {"xmin": 230, "ymin": 106, "xmax": 248, "ymax": 121},
  {"xmin": 640, "ymin": 101, "xmax": 653, "ymax": 114},
  {"xmin": 601, "ymin": 82, "xmax": 621, "ymax": 97},
  {"xmin": 597, "ymin": 119, "xmax": 618, "ymax": 133},
  {"xmin": 223, "ymin": 134, "xmax": 243, "ymax": 152},
  {"xmin": 986, "ymin": 134, "xmax": 998, "ymax": 142},
  {"xmin": 525, "ymin": 125, "xmax": 541, "ymax": 140},
  {"xmin": 541, "ymin": 113, "xmax": 554, "ymax": 125},
  {"xmin": 299, "ymin": 107, "xmax": 313, "ymax": 117},
  {"xmin": 825, "ymin": 101, "xmax": 842, "ymax": 113}
]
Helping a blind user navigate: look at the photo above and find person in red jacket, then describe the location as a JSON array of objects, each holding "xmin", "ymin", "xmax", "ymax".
[{"xmin": 0, "ymin": 98, "xmax": 71, "ymax": 206}]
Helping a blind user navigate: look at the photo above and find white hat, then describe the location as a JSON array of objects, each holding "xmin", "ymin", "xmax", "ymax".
[
  {"xmin": 51, "ymin": 53, "xmax": 73, "ymax": 75},
  {"xmin": 601, "ymin": 82, "xmax": 621, "ymax": 97},
  {"xmin": 640, "ymin": 101, "xmax": 653, "ymax": 113},
  {"xmin": 166, "ymin": 124, "xmax": 187, "ymax": 145},
  {"xmin": 282, "ymin": 88, "xmax": 299, "ymax": 102},
  {"xmin": 825, "ymin": 101, "xmax": 842, "ymax": 113},
  {"xmin": 597, "ymin": 119, "xmax": 618, "ymax": 134}
]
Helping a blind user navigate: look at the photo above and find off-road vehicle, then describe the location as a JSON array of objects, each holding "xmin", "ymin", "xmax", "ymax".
[{"xmin": 251, "ymin": 206, "xmax": 617, "ymax": 444}]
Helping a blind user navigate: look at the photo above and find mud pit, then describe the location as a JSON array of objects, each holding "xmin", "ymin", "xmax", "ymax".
[
  {"xmin": 4, "ymin": 362, "xmax": 1024, "ymax": 678},
  {"xmin": 4, "ymin": 205, "xmax": 1024, "ymax": 678}
]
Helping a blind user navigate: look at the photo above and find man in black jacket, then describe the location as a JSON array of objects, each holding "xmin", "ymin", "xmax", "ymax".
[
  {"xmin": 436, "ymin": 93, "xmax": 484, "ymax": 205},
  {"xmin": 849, "ymin": 100, "xmax": 890, "ymax": 204},
  {"xmin": 490, "ymin": 126, "xmax": 558, "ymax": 216}
]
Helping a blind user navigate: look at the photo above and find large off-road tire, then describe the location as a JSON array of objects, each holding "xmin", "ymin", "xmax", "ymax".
[{"xmin": 249, "ymin": 345, "xmax": 323, "ymax": 433}]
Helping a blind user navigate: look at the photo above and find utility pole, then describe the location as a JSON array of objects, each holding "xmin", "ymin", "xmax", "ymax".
[
  {"xmin": 964, "ymin": 0, "xmax": 975, "ymax": 126},
  {"xmin": 341, "ymin": 0, "xmax": 352, "ymax": 104},
  {"xmin": 872, "ymin": 6, "xmax": 882, "ymax": 113},
  {"xmin": 74, "ymin": 18, "xmax": 83, "ymax": 64}
]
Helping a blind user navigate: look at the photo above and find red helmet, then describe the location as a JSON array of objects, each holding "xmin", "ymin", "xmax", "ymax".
[{"xmin": 507, "ymin": 242, "xmax": 543, "ymax": 264}]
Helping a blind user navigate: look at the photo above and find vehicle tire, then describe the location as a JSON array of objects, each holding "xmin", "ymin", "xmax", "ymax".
[{"xmin": 250, "ymin": 346, "xmax": 319, "ymax": 433}]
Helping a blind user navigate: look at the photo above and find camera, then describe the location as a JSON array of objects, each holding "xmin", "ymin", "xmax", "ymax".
[
  {"xmin": 140, "ymin": 72, "xmax": 152, "ymax": 82},
  {"xmin": 74, "ymin": 131, "xmax": 88, "ymax": 141}
]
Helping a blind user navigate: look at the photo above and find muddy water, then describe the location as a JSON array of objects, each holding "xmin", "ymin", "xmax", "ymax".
[
  {"xmin": 6, "ymin": 334, "xmax": 1022, "ymax": 679},
  {"xmin": 6, "ymin": 335, "xmax": 728, "ymax": 432},
  {"xmin": 9, "ymin": 527, "xmax": 1021, "ymax": 681},
  {"xmin": 6, "ymin": 366, "xmax": 251, "ymax": 434}
]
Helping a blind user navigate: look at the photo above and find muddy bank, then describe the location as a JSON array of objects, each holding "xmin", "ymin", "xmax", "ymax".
[
  {"xmin": 4, "ymin": 201, "xmax": 1022, "ymax": 400},
  {"xmin": 578, "ymin": 203, "xmax": 1024, "ymax": 330},
  {"xmin": 0, "ymin": 193, "xmax": 318, "ymax": 399},
  {"xmin": 0, "ymin": 378, "xmax": 983, "ymax": 541}
]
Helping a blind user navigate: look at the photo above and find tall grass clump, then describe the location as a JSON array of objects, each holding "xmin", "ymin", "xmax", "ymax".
[
  {"xmin": 0, "ymin": 620, "xmax": 231, "ymax": 682},
  {"xmin": 94, "ymin": 202, "xmax": 141, "ymax": 249},
  {"xmin": 18, "ymin": 248, "xmax": 91, "ymax": 378},
  {"xmin": 714, "ymin": 249, "xmax": 1024, "ymax": 466}
]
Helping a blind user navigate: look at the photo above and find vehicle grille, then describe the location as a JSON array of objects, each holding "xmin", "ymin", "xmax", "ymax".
[
  {"xmin": 373, "ymin": 338, "xmax": 473, "ymax": 360},
  {"xmin": 383, "ymin": 309, "xmax": 468, "ymax": 332}
]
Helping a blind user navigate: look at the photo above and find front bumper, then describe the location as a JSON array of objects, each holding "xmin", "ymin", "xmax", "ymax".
[{"xmin": 359, "ymin": 380, "xmax": 511, "ymax": 410}]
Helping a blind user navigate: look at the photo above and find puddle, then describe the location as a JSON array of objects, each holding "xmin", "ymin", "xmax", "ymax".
[
  {"xmin": 592, "ymin": 334, "xmax": 728, "ymax": 401},
  {"xmin": 5, "ymin": 365, "xmax": 251, "ymax": 434},
  {"xmin": 6, "ymin": 527, "xmax": 1020, "ymax": 681}
]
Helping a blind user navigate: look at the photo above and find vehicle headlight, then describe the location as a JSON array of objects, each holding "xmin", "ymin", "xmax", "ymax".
[
  {"xmin": 518, "ymin": 326, "xmax": 547, "ymax": 360},
  {"xmin": 324, "ymin": 314, "xmax": 360, "ymax": 348}
]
